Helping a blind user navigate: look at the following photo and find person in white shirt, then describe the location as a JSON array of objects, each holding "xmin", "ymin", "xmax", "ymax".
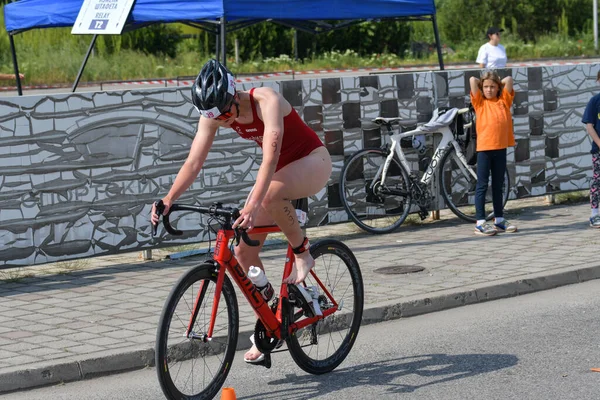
[{"xmin": 476, "ymin": 27, "xmax": 507, "ymax": 69}]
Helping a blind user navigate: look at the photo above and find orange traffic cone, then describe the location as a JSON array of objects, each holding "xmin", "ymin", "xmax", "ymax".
[{"xmin": 221, "ymin": 387, "xmax": 237, "ymax": 399}]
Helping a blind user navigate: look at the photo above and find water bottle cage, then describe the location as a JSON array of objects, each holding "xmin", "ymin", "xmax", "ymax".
[{"xmin": 256, "ymin": 283, "xmax": 274, "ymax": 302}]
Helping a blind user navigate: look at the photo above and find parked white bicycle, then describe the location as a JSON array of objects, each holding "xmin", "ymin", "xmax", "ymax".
[{"xmin": 339, "ymin": 107, "xmax": 510, "ymax": 234}]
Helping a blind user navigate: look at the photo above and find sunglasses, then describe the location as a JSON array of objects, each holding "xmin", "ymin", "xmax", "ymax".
[
  {"xmin": 214, "ymin": 101, "xmax": 238, "ymax": 121},
  {"xmin": 215, "ymin": 103, "xmax": 233, "ymax": 121}
]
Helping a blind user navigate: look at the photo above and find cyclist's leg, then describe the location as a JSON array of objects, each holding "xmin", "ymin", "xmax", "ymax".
[
  {"xmin": 263, "ymin": 146, "xmax": 332, "ymax": 284},
  {"xmin": 238, "ymin": 146, "xmax": 331, "ymax": 362},
  {"xmin": 234, "ymin": 231, "xmax": 268, "ymax": 274},
  {"xmin": 234, "ymin": 226, "xmax": 269, "ymax": 363},
  {"xmin": 235, "ymin": 205, "xmax": 310, "ymax": 363}
]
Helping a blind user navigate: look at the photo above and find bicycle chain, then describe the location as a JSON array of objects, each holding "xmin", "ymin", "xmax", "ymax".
[{"xmin": 412, "ymin": 181, "xmax": 433, "ymax": 208}]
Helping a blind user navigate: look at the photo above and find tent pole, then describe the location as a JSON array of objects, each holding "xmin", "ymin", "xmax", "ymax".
[
  {"xmin": 9, "ymin": 34, "xmax": 22, "ymax": 96},
  {"xmin": 73, "ymin": 35, "xmax": 98, "ymax": 93},
  {"xmin": 432, "ymin": 15, "xmax": 444, "ymax": 70},
  {"xmin": 220, "ymin": 17, "xmax": 226, "ymax": 65},
  {"xmin": 215, "ymin": 31, "xmax": 220, "ymax": 60}
]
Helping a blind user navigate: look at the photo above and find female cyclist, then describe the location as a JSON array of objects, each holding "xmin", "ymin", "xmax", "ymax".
[{"xmin": 151, "ymin": 59, "xmax": 332, "ymax": 364}]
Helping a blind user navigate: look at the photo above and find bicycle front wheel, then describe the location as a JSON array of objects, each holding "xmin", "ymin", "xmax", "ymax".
[
  {"xmin": 439, "ymin": 147, "xmax": 510, "ymax": 223},
  {"xmin": 340, "ymin": 148, "xmax": 412, "ymax": 234},
  {"xmin": 156, "ymin": 262, "xmax": 239, "ymax": 400},
  {"xmin": 286, "ymin": 239, "xmax": 364, "ymax": 375}
]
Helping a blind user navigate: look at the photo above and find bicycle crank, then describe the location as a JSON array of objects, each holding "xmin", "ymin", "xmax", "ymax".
[{"xmin": 253, "ymin": 319, "xmax": 282, "ymax": 355}]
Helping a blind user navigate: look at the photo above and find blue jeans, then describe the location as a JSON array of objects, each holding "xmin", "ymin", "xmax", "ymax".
[{"xmin": 475, "ymin": 149, "xmax": 506, "ymax": 221}]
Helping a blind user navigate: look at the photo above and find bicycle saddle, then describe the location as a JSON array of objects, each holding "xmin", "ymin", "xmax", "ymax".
[
  {"xmin": 372, "ymin": 117, "xmax": 418, "ymax": 127},
  {"xmin": 418, "ymin": 107, "xmax": 459, "ymax": 133}
]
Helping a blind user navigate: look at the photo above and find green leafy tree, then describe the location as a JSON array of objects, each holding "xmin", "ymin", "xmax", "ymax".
[
  {"xmin": 121, "ymin": 25, "xmax": 183, "ymax": 58},
  {"xmin": 296, "ymin": 20, "xmax": 411, "ymax": 59},
  {"xmin": 437, "ymin": 0, "xmax": 594, "ymax": 43},
  {"xmin": 227, "ymin": 22, "xmax": 293, "ymax": 61}
]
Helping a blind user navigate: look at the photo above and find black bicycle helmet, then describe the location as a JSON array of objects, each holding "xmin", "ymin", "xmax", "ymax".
[{"xmin": 191, "ymin": 59, "xmax": 235, "ymax": 118}]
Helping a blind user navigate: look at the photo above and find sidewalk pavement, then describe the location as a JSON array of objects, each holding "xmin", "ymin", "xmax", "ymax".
[{"xmin": 2, "ymin": 196, "xmax": 599, "ymax": 394}]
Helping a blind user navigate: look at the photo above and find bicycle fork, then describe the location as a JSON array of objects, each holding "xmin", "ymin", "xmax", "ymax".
[
  {"xmin": 186, "ymin": 279, "xmax": 210, "ymax": 341},
  {"xmin": 184, "ymin": 260, "xmax": 222, "ymax": 342}
]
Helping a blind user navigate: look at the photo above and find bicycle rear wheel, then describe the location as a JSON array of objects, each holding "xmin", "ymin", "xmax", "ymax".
[
  {"xmin": 286, "ymin": 239, "xmax": 364, "ymax": 375},
  {"xmin": 340, "ymin": 148, "xmax": 412, "ymax": 234},
  {"xmin": 156, "ymin": 262, "xmax": 239, "ymax": 400},
  {"xmin": 439, "ymin": 147, "xmax": 510, "ymax": 223}
]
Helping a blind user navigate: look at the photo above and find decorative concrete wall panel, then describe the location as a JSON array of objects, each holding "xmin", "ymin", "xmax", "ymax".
[{"xmin": 1, "ymin": 65, "xmax": 599, "ymax": 266}]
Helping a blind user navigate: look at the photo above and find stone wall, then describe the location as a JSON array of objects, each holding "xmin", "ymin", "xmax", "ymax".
[{"xmin": 1, "ymin": 64, "xmax": 598, "ymax": 266}]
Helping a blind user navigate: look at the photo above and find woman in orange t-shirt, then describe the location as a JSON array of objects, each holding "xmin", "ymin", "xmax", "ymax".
[{"xmin": 469, "ymin": 71, "xmax": 517, "ymax": 236}]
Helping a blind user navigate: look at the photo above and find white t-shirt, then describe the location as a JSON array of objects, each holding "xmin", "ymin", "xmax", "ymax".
[{"xmin": 476, "ymin": 43, "xmax": 507, "ymax": 69}]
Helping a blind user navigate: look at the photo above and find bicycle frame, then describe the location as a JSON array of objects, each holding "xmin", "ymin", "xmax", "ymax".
[
  {"xmin": 197, "ymin": 225, "xmax": 338, "ymax": 342},
  {"xmin": 380, "ymin": 117, "xmax": 477, "ymax": 189}
]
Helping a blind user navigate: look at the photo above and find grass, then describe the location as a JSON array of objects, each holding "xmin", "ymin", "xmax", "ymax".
[
  {"xmin": 553, "ymin": 190, "xmax": 589, "ymax": 205},
  {"xmin": 403, "ymin": 214, "xmax": 428, "ymax": 226},
  {"xmin": 53, "ymin": 259, "xmax": 89, "ymax": 275},
  {"xmin": 0, "ymin": 258, "xmax": 91, "ymax": 281},
  {"xmin": 1, "ymin": 31, "xmax": 598, "ymax": 87},
  {"xmin": 162, "ymin": 243, "xmax": 202, "ymax": 254},
  {"xmin": 0, "ymin": 268, "xmax": 35, "ymax": 283}
]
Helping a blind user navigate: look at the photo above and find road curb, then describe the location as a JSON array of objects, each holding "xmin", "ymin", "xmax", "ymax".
[
  {"xmin": 3, "ymin": 264, "xmax": 599, "ymax": 394},
  {"xmin": 0, "ymin": 349, "xmax": 155, "ymax": 394},
  {"xmin": 362, "ymin": 265, "xmax": 600, "ymax": 324}
]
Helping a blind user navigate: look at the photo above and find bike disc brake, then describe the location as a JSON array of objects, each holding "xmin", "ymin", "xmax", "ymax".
[{"xmin": 366, "ymin": 181, "xmax": 385, "ymax": 204}]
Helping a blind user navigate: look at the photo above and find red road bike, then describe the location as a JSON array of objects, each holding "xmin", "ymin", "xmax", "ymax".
[{"xmin": 153, "ymin": 201, "xmax": 364, "ymax": 400}]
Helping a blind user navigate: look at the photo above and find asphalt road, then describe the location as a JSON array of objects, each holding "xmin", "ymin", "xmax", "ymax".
[{"xmin": 4, "ymin": 279, "xmax": 600, "ymax": 400}]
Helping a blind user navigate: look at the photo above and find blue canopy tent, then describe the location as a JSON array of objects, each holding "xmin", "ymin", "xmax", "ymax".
[{"xmin": 3, "ymin": 0, "xmax": 441, "ymax": 95}]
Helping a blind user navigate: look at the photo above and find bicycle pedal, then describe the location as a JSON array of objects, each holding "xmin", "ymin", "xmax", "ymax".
[
  {"xmin": 259, "ymin": 353, "xmax": 272, "ymax": 369},
  {"xmin": 418, "ymin": 211, "xmax": 428, "ymax": 220},
  {"xmin": 245, "ymin": 352, "xmax": 272, "ymax": 369}
]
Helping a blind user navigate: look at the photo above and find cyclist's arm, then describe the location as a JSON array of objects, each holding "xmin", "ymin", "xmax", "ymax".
[
  {"xmin": 244, "ymin": 87, "xmax": 286, "ymax": 210},
  {"xmin": 164, "ymin": 117, "xmax": 219, "ymax": 204}
]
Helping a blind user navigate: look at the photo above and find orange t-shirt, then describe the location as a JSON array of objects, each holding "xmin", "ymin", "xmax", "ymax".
[{"xmin": 470, "ymin": 88, "xmax": 515, "ymax": 151}]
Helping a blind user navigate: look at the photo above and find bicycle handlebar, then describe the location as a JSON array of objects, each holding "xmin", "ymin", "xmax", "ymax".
[{"xmin": 152, "ymin": 200, "xmax": 260, "ymax": 247}]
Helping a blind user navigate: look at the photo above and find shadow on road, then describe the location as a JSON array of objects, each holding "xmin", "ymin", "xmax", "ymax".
[{"xmin": 239, "ymin": 352, "xmax": 519, "ymax": 399}]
